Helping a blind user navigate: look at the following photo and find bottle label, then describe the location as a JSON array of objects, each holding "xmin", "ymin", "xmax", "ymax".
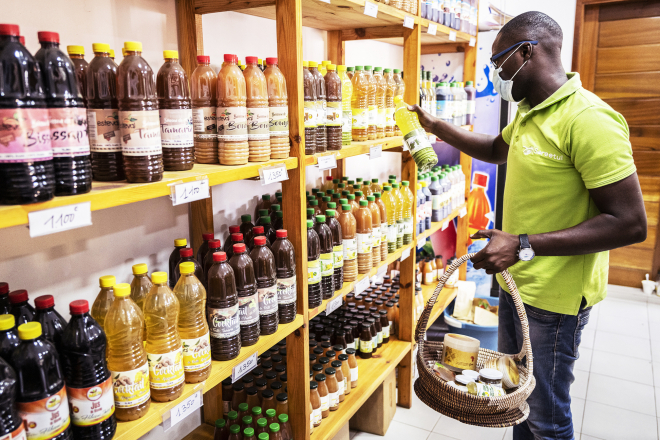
[
  {"xmin": 208, "ymin": 303, "xmax": 241, "ymax": 339},
  {"xmin": 403, "ymin": 128, "xmax": 433, "ymax": 156},
  {"xmin": 382, "ymin": 324, "xmax": 390, "ymax": 339},
  {"xmin": 119, "ymin": 110, "xmax": 163, "ymax": 156},
  {"xmin": 193, "ymin": 107, "xmax": 217, "ymax": 137},
  {"xmin": 182, "ymin": 333, "xmax": 212, "ymax": 372},
  {"xmin": 147, "ymin": 348, "xmax": 185, "ymax": 389},
  {"xmin": 350, "ymin": 367, "xmax": 358, "ymax": 383},
  {"xmin": 269, "ymin": 107, "xmax": 289, "ymax": 136},
  {"xmin": 385, "ymin": 107, "xmax": 395, "ymax": 127},
  {"xmin": 247, "ymin": 107, "xmax": 270, "ymax": 140},
  {"xmin": 277, "ymin": 276, "xmax": 297, "ymax": 305},
  {"xmin": 378, "ymin": 331, "xmax": 383, "ymax": 344},
  {"xmin": 368, "ymin": 105, "xmax": 377, "ymax": 126},
  {"xmin": 320, "ymin": 252, "xmax": 334, "ymax": 277},
  {"xmin": 320, "ymin": 394, "xmax": 329, "ymax": 412},
  {"xmin": 316, "ymin": 100, "xmax": 327, "ymax": 126},
  {"xmin": 351, "ymin": 108, "xmax": 367, "ymax": 129},
  {"xmin": 159, "ymin": 109, "xmax": 194, "ymax": 148},
  {"xmin": 466, "ymin": 100, "xmax": 475, "ymax": 116},
  {"xmin": 258, "ymin": 285, "xmax": 279, "ymax": 315},
  {"xmin": 388, "ymin": 224, "xmax": 397, "ymax": 244},
  {"xmin": 66, "ymin": 376, "xmax": 115, "ymax": 427},
  {"xmin": 381, "ymin": 222, "xmax": 388, "ymax": 238},
  {"xmin": 438, "ymin": 268, "xmax": 445, "ymax": 279},
  {"xmin": 338, "ymin": 377, "xmax": 345, "ymax": 396},
  {"xmin": 87, "ymin": 109, "xmax": 121, "ymax": 152},
  {"xmin": 304, "ymin": 102, "xmax": 317, "ymax": 128},
  {"xmin": 329, "ymin": 391, "xmax": 339, "ymax": 407},
  {"xmin": 0, "ymin": 108, "xmax": 53, "ymax": 163},
  {"xmin": 217, "ymin": 106, "xmax": 248, "ymax": 141},
  {"xmin": 346, "ymin": 341, "xmax": 355, "ymax": 350},
  {"xmin": 360, "ymin": 339, "xmax": 373, "ymax": 353},
  {"xmin": 437, "ymin": 101, "xmax": 450, "ymax": 119},
  {"xmin": 377, "ymin": 108, "xmax": 386, "ymax": 128},
  {"xmin": 238, "ymin": 292, "xmax": 260, "ymax": 325},
  {"xmin": 326, "ymin": 102, "xmax": 342, "ymax": 127},
  {"xmin": 17, "ymin": 387, "xmax": 70, "ymax": 440},
  {"xmin": 372, "ymin": 227, "xmax": 381, "ymax": 247},
  {"xmin": 342, "ymin": 110, "xmax": 352, "ymax": 133},
  {"xmin": 342, "ymin": 238, "xmax": 357, "ymax": 261},
  {"xmin": 312, "ymin": 406, "xmax": 322, "ymax": 425},
  {"xmin": 49, "ymin": 107, "xmax": 90, "ymax": 157},
  {"xmin": 432, "ymin": 194, "xmax": 441, "ymax": 210},
  {"xmin": 0, "ymin": 421, "xmax": 26, "ymax": 440},
  {"xmin": 109, "ymin": 363, "xmax": 150, "ymax": 409},
  {"xmin": 357, "ymin": 232, "xmax": 372, "ymax": 254},
  {"xmin": 308, "ymin": 259, "xmax": 321, "ymax": 285},
  {"xmin": 333, "ymin": 244, "xmax": 344, "ymax": 268},
  {"xmin": 404, "ymin": 218, "xmax": 414, "ymax": 234},
  {"xmin": 397, "ymin": 223, "xmax": 404, "ymax": 239}
]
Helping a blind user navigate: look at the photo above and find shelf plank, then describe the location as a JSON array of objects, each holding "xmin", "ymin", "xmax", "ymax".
[
  {"xmin": 420, "ymin": 282, "xmax": 457, "ymax": 330},
  {"xmin": 416, "ymin": 203, "xmax": 466, "ymax": 244},
  {"xmin": 0, "ymin": 158, "xmax": 297, "ymax": 230},
  {"xmin": 418, "ymin": 17, "xmax": 473, "ymax": 45},
  {"xmin": 113, "ymin": 315, "xmax": 304, "ymax": 440},
  {"xmin": 304, "ymin": 137, "xmax": 403, "ymax": 167}
]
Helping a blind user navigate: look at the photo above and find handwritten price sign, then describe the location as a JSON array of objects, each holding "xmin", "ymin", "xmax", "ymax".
[
  {"xmin": 232, "ymin": 352, "xmax": 258, "ymax": 383},
  {"xmin": 317, "ymin": 154, "xmax": 337, "ymax": 171},
  {"xmin": 326, "ymin": 295, "xmax": 343, "ymax": 315},
  {"xmin": 171, "ymin": 178, "xmax": 210, "ymax": 206},
  {"xmin": 354, "ymin": 276, "xmax": 370, "ymax": 295},
  {"xmin": 259, "ymin": 163, "xmax": 289, "ymax": 185},
  {"xmin": 28, "ymin": 202, "xmax": 92, "ymax": 238},
  {"xmin": 170, "ymin": 391, "xmax": 201, "ymax": 428}
]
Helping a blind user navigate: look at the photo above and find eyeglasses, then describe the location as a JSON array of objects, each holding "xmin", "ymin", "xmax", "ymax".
[{"xmin": 490, "ymin": 40, "xmax": 538, "ymax": 68}]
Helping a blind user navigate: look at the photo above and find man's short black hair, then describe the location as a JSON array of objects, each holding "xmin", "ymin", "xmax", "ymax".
[{"xmin": 499, "ymin": 11, "xmax": 563, "ymax": 44}]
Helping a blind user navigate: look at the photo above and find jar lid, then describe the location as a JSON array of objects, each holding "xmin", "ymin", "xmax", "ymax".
[
  {"xmin": 479, "ymin": 368, "xmax": 503, "ymax": 380},
  {"xmin": 315, "ymin": 373, "xmax": 326, "ymax": 382},
  {"xmin": 462, "ymin": 370, "xmax": 480, "ymax": 380},
  {"xmin": 454, "ymin": 375, "xmax": 471, "ymax": 385},
  {"xmin": 325, "ymin": 367, "xmax": 336, "ymax": 375}
]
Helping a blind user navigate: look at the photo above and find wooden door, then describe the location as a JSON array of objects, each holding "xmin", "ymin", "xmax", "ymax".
[{"xmin": 573, "ymin": 0, "xmax": 660, "ymax": 287}]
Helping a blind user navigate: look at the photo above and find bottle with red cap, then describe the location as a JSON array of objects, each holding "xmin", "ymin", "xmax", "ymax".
[
  {"xmin": 240, "ymin": 215, "xmax": 255, "ymax": 245},
  {"xmin": 34, "ymin": 31, "xmax": 92, "ymax": 197},
  {"xmin": 197, "ymin": 232, "xmax": 215, "ymax": 266},
  {"xmin": 8, "ymin": 290, "xmax": 35, "ymax": 326},
  {"xmin": 117, "ymin": 41, "xmax": 163, "ymax": 183},
  {"xmin": 60, "ymin": 300, "xmax": 116, "ymax": 440},
  {"xmin": 0, "ymin": 314, "xmax": 20, "ymax": 361},
  {"xmin": 204, "ymin": 239, "xmax": 223, "ymax": 283},
  {"xmin": 263, "ymin": 57, "xmax": 289, "ymax": 159},
  {"xmin": 226, "ymin": 233, "xmax": 245, "ymax": 260},
  {"xmin": 174, "ymin": 247, "xmax": 205, "ymax": 286},
  {"xmin": 169, "ymin": 238, "xmax": 188, "ymax": 288},
  {"xmin": 0, "ymin": 24, "xmax": 55, "ymax": 205},
  {"xmin": 91, "ymin": 276, "xmax": 116, "ymax": 331},
  {"xmin": 229, "ymin": 243, "xmax": 260, "ymax": 346},
  {"xmin": 156, "ymin": 50, "xmax": 194, "ymax": 171},
  {"xmin": 270, "ymin": 230, "xmax": 296, "ymax": 324},
  {"xmin": 191, "ymin": 55, "xmax": 218, "ymax": 164},
  {"xmin": 34, "ymin": 295, "xmax": 67, "ymax": 351},
  {"xmin": 250, "ymin": 236, "xmax": 278, "ymax": 335},
  {"xmin": 249, "ymin": 225, "xmax": 271, "ymax": 250},
  {"xmin": 207, "ymin": 252, "xmax": 241, "ymax": 361},
  {"xmin": 0, "ymin": 355, "xmax": 26, "ymax": 440},
  {"xmin": 0, "ymin": 283, "xmax": 10, "ymax": 315},
  {"xmin": 217, "ymin": 54, "xmax": 249, "ymax": 165},
  {"xmin": 244, "ymin": 56, "xmax": 270, "ymax": 162},
  {"xmin": 223, "ymin": 225, "xmax": 241, "ymax": 254}
]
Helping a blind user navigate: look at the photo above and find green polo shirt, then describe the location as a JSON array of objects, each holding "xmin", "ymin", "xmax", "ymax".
[{"xmin": 496, "ymin": 73, "xmax": 636, "ymax": 315}]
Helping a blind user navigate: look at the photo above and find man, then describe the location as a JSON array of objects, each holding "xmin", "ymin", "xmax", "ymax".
[{"xmin": 410, "ymin": 11, "xmax": 647, "ymax": 440}]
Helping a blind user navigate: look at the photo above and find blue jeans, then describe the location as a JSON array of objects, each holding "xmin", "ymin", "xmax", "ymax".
[{"xmin": 498, "ymin": 288, "xmax": 591, "ymax": 440}]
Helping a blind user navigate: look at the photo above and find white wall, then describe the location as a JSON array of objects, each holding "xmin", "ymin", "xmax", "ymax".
[{"xmin": 345, "ymin": 41, "xmax": 404, "ymax": 71}]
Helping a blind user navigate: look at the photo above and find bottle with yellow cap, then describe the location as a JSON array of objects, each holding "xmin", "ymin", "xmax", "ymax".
[
  {"xmin": 364, "ymin": 65, "xmax": 377, "ymax": 140},
  {"xmin": 169, "ymin": 238, "xmax": 188, "ymax": 288},
  {"xmin": 173, "ymin": 262, "xmax": 211, "ymax": 383},
  {"xmin": 191, "ymin": 55, "xmax": 218, "ymax": 164},
  {"xmin": 351, "ymin": 66, "xmax": 368, "ymax": 142},
  {"xmin": 264, "ymin": 57, "xmax": 290, "ymax": 159},
  {"xmin": 0, "ymin": 314, "xmax": 19, "ymax": 361},
  {"xmin": 244, "ymin": 56, "xmax": 270, "ymax": 162},
  {"xmin": 109, "ymin": 49, "xmax": 115, "ymax": 61},
  {"xmin": 143, "ymin": 272, "xmax": 184, "ymax": 402},
  {"xmin": 105, "ymin": 283, "xmax": 151, "ymax": 421},
  {"xmin": 374, "ymin": 67, "xmax": 386, "ymax": 139},
  {"xmin": 384, "ymin": 68, "xmax": 396, "ymax": 137},
  {"xmin": 319, "ymin": 60, "xmax": 329, "ymax": 76},
  {"xmin": 303, "ymin": 61, "xmax": 317, "ymax": 154},
  {"xmin": 117, "ymin": 41, "xmax": 163, "ymax": 183},
  {"xmin": 338, "ymin": 65, "xmax": 352, "ymax": 146},
  {"xmin": 157, "ymin": 50, "xmax": 195, "ymax": 171},
  {"xmin": 67, "ymin": 45, "xmax": 88, "ymax": 107},
  {"xmin": 324, "ymin": 64, "xmax": 342, "ymax": 151},
  {"xmin": 12, "ymin": 322, "xmax": 73, "ymax": 440},
  {"xmin": 91, "ymin": 275, "xmax": 116, "ymax": 331}
]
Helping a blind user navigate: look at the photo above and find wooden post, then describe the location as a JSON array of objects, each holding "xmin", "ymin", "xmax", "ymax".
[{"xmin": 327, "ymin": 30, "xmax": 345, "ymax": 65}]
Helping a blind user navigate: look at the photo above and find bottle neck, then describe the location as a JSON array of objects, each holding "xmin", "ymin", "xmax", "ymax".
[
  {"xmin": 93, "ymin": 52, "xmax": 109, "ymax": 58},
  {"xmin": 69, "ymin": 54, "xmax": 84, "ymax": 59},
  {"xmin": 39, "ymin": 41, "xmax": 59, "ymax": 49}
]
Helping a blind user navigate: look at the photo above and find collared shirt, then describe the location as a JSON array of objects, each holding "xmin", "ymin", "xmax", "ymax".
[{"xmin": 497, "ymin": 73, "xmax": 636, "ymax": 315}]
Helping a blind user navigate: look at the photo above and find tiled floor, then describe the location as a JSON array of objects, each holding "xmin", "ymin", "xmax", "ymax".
[{"xmin": 350, "ymin": 285, "xmax": 660, "ymax": 440}]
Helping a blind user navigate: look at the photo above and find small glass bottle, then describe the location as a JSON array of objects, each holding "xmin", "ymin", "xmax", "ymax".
[
  {"xmin": 261, "ymin": 389, "xmax": 276, "ymax": 414},
  {"xmin": 315, "ymin": 374, "xmax": 330, "ymax": 418},
  {"xmin": 346, "ymin": 348, "xmax": 359, "ymax": 388},
  {"xmin": 310, "ymin": 381, "xmax": 322, "ymax": 428},
  {"xmin": 228, "ymin": 424, "xmax": 241, "ymax": 440},
  {"xmin": 331, "ymin": 360, "xmax": 346, "ymax": 402},
  {"xmin": 275, "ymin": 393, "xmax": 289, "ymax": 417},
  {"xmin": 214, "ymin": 418, "xmax": 228, "ymax": 440},
  {"xmin": 338, "ymin": 354, "xmax": 351, "ymax": 395}
]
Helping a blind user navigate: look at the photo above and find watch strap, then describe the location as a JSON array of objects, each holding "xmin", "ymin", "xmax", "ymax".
[{"xmin": 519, "ymin": 234, "xmax": 531, "ymax": 249}]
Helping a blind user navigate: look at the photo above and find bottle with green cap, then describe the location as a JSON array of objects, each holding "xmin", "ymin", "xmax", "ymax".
[
  {"xmin": 273, "ymin": 210, "xmax": 284, "ymax": 231},
  {"xmin": 241, "ymin": 414, "xmax": 254, "ymax": 434},
  {"xmin": 241, "ymin": 214, "xmax": 255, "ymax": 241},
  {"xmin": 268, "ymin": 422, "xmax": 282, "ymax": 440},
  {"xmin": 356, "ymin": 199, "xmax": 373, "ymax": 273},
  {"xmin": 0, "ymin": 314, "xmax": 19, "ymax": 362},
  {"xmin": 315, "ymin": 215, "xmax": 335, "ymax": 298},
  {"xmin": 257, "ymin": 214, "xmax": 276, "ymax": 244},
  {"xmin": 351, "ymin": 66, "xmax": 369, "ymax": 142},
  {"xmin": 256, "ymin": 417, "xmax": 269, "ymax": 437},
  {"xmin": 366, "ymin": 195, "xmax": 381, "ymax": 266},
  {"xmin": 228, "ymin": 424, "xmax": 241, "ymax": 440},
  {"xmin": 214, "ymin": 418, "xmax": 228, "ymax": 440},
  {"xmin": 91, "ymin": 275, "xmax": 116, "ymax": 330},
  {"xmin": 243, "ymin": 427, "xmax": 256, "ymax": 440},
  {"xmin": 392, "ymin": 69, "xmax": 405, "ymax": 136},
  {"xmin": 256, "ymin": 194, "xmax": 272, "ymax": 221},
  {"xmin": 389, "ymin": 182, "xmax": 404, "ymax": 248},
  {"xmin": 277, "ymin": 414, "xmax": 292, "ymax": 440},
  {"xmin": 374, "ymin": 192, "xmax": 389, "ymax": 260},
  {"xmin": 381, "ymin": 186, "xmax": 396, "ymax": 253},
  {"xmin": 307, "ymin": 220, "xmax": 322, "ymax": 308},
  {"xmin": 337, "ymin": 203, "xmax": 357, "ymax": 282},
  {"xmin": 325, "ymin": 206, "xmax": 344, "ymax": 288}
]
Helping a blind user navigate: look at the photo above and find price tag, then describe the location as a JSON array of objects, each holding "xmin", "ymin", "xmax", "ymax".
[
  {"xmin": 417, "ymin": 237, "xmax": 425, "ymax": 249},
  {"xmin": 259, "ymin": 163, "xmax": 289, "ymax": 185},
  {"xmin": 469, "ymin": 37, "xmax": 476, "ymax": 47},
  {"xmin": 459, "ymin": 206, "xmax": 467, "ymax": 218},
  {"xmin": 319, "ymin": 0, "xmax": 330, "ymax": 3},
  {"xmin": 427, "ymin": 23, "xmax": 437, "ymax": 35},
  {"xmin": 377, "ymin": 264, "xmax": 388, "ymax": 277},
  {"xmin": 442, "ymin": 221, "xmax": 449, "ymax": 231},
  {"xmin": 448, "ymin": 30, "xmax": 457, "ymax": 41},
  {"xmin": 326, "ymin": 295, "xmax": 343, "ymax": 315},
  {"xmin": 28, "ymin": 202, "xmax": 92, "ymax": 238},
  {"xmin": 232, "ymin": 352, "xmax": 258, "ymax": 383},
  {"xmin": 317, "ymin": 154, "xmax": 337, "ymax": 171},
  {"xmin": 400, "ymin": 248, "xmax": 411, "ymax": 261},
  {"xmin": 170, "ymin": 390, "xmax": 202, "ymax": 428},
  {"xmin": 170, "ymin": 178, "xmax": 210, "ymax": 206},
  {"xmin": 354, "ymin": 276, "xmax": 370, "ymax": 295},
  {"xmin": 364, "ymin": 1, "xmax": 378, "ymax": 17},
  {"xmin": 403, "ymin": 16, "xmax": 415, "ymax": 29},
  {"xmin": 370, "ymin": 144, "xmax": 382, "ymax": 159}
]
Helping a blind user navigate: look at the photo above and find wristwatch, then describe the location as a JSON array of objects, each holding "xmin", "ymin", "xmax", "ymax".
[{"xmin": 518, "ymin": 234, "xmax": 535, "ymax": 261}]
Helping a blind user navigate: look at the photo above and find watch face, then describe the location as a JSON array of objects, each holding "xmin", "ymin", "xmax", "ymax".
[{"xmin": 519, "ymin": 248, "xmax": 535, "ymax": 261}]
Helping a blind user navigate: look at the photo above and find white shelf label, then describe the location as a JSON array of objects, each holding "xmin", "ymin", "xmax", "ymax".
[
  {"xmin": 28, "ymin": 202, "xmax": 92, "ymax": 238},
  {"xmin": 326, "ymin": 295, "xmax": 343, "ymax": 315},
  {"xmin": 319, "ymin": 0, "xmax": 330, "ymax": 3},
  {"xmin": 364, "ymin": 1, "xmax": 378, "ymax": 18},
  {"xmin": 171, "ymin": 178, "xmax": 210, "ymax": 206},
  {"xmin": 259, "ymin": 163, "xmax": 289, "ymax": 186},
  {"xmin": 354, "ymin": 276, "xmax": 370, "ymax": 295},
  {"xmin": 233, "ymin": 352, "xmax": 258, "ymax": 383},
  {"xmin": 170, "ymin": 391, "xmax": 202, "ymax": 428},
  {"xmin": 427, "ymin": 23, "xmax": 437, "ymax": 35},
  {"xmin": 448, "ymin": 30, "xmax": 457, "ymax": 41},
  {"xmin": 403, "ymin": 16, "xmax": 415, "ymax": 29},
  {"xmin": 401, "ymin": 248, "xmax": 411, "ymax": 261},
  {"xmin": 370, "ymin": 144, "xmax": 382, "ymax": 159},
  {"xmin": 459, "ymin": 206, "xmax": 467, "ymax": 218},
  {"xmin": 417, "ymin": 237, "xmax": 425, "ymax": 249},
  {"xmin": 442, "ymin": 221, "xmax": 449, "ymax": 231},
  {"xmin": 469, "ymin": 37, "xmax": 476, "ymax": 47},
  {"xmin": 317, "ymin": 154, "xmax": 337, "ymax": 171},
  {"xmin": 377, "ymin": 264, "xmax": 388, "ymax": 277}
]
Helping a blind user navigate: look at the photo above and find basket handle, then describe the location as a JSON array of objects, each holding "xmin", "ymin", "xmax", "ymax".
[{"xmin": 414, "ymin": 253, "xmax": 533, "ymax": 370}]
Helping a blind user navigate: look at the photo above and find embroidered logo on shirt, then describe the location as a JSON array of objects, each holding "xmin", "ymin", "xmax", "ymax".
[{"xmin": 522, "ymin": 145, "xmax": 564, "ymax": 162}]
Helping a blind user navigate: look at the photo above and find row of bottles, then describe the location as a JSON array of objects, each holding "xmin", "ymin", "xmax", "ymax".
[
  {"xmin": 415, "ymin": 165, "xmax": 467, "ymax": 233},
  {"xmin": 420, "ymin": 0, "xmax": 478, "ymax": 35},
  {"xmin": 371, "ymin": 0, "xmax": 418, "ymax": 16},
  {"xmin": 418, "ymin": 71, "xmax": 475, "ymax": 127}
]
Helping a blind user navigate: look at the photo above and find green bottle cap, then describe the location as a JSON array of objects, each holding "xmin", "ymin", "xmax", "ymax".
[
  {"xmin": 384, "ymin": 68, "xmax": 391, "ymax": 73},
  {"xmin": 355, "ymin": 191, "xmax": 363, "ymax": 196},
  {"xmin": 392, "ymin": 182, "xmax": 399, "ymax": 188},
  {"xmin": 269, "ymin": 423, "xmax": 280, "ymax": 433},
  {"xmin": 257, "ymin": 418, "xmax": 268, "ymax": 428},
  {"xmin": 262, "ymin": 194, "xmax": 271, "ymax": 200},
  {"xmin": 322, "ymin": 196, "xmax": 330, "ymax": 202},
  {"xmin": 266, "ymin": 409, "xmax": 277, "ymax": 418},
  {"xmin": 356, "ymin": 178, "xmax": 363, "ymax": 182},
  {"xmin": 372, "ymin": 178, "xmax": 379, "ymax": 183},
  {"xmin": 261, "ymin": 216, "xmax": 271, "ymax": 223},
  {"xmin": 367, "ymin": 196, "xmax": 375, "ymax": 201},
  {"xmin": 230, "ymin": 425, "xmax": 241, "ymax": 434},
  {"xmin": 326, "ymin": 189, "xmax": 334, "ymax": 195},
  {"xmin": 242, "ymin": 415, "xmax": 253, "ymax": 424},
  {"xmin": 328, "ymin": 202, "xmax": 337, "ymax": 209},
  {"xmin": 383, "ymin": 186, "xmax": 391, "ymax": 191},
  {"xmin": 326, "ymin": 209, "xmax": 336, "ymax": 217},
  {"xmin": 278, "ymin": 414, "xmax": 289, "ymax": 424},
  {"xmin": 239, "ymin": 403, "xmax": 248, "ymax": 412},
  {"xmin": 307, "ymin": 220, "xmax": 313, "ymax": 228},
  {"xmin": 244, "ymin": 428, "xmax": 255, "ymax": 437},
  {"xmin": 364, "ymin": 65, "xmax": 372, "ymax": 71},
  {"xmin": 401, "ymin": 181, "xmax": 409, "ymax": 186},
  {"xmin": 312, "ymin": 188, "xmax": 319, "ymax": 194},
  {"xmin": 307, "ymin": 208, "xmax": 314, "ymax": 216},
  {"xmin": 310, "ymin": 200, "xmax": 318, "ymax": 206},
  {"xmin": 338, "ymin": 183, "xmax": 345, "ymax": 188},
  {"xmin": 347, "ymin": 194, "xmax": 355, "ymax": 200},
  {"xmin": 359, "ymin": 200, "xmax": 368, "ymax": 206},
  {"xmin": 342, "ymin": 204, "xmax": 351, "ymax": 211},
  {"xmin": 241, "ymin": 214, "xmax": 251, "ymax": 222},
  {"xmin": 271, "ymin": 204, "xmax": 281, "ymax": 211},
  {"xmin": 258, "ymin": 433, "xmax": 269, "ymax": 440},
  {"xmin": 393, "ymin": 69, "xmax": 401, "ymax": 73},
  {"xmin": 374, "ymin": 66, "xmax": 382, "ymax": 71},
  {"xmin": 339, "ymin": 198, "xmax": 348, "ymax": 205},
  {"xmin": 228, "ymin": 411, "xmax": 238, "ymax": 420},
  {"xmin": 259, "ymin": 209, "xmax": 269, "ymax": 216},
  {"xmin": 347, "ymin": 67, "xmax": 354, "ymax": 72},
  {"xmin": 354, "ymin": 66, "xmax": 363, "ymax": 71},
  {"xmin": 215, "ymin": 419, "xmax": 226, "ymax": 428},
  {"xmin": 252, "ymin": 406, "xmax": 262, "ymax": 416},
  {"xmin": 316, "ymin": 215, "xmax": 326, "ymax": 222},
  {"xmin": 347, "ymin": 180, "xmax": 354, "ymax": 185},
  {"xmin": 374, "ymin": 192, "xmax": 381, "ymax": 198},
  {"xmin": 332, "ymin": 179, "xmax": 339, "ymax": 183}
]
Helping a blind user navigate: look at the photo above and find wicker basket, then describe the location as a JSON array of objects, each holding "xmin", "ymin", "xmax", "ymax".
[{"xmin": 414, "ymin": 253, "xmax": 536, "ymax": 427}]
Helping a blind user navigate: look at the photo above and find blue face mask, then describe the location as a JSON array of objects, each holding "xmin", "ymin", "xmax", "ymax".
[{"xmin": 491, "ymin": 41, "xmax": 537, "ymax": 102}]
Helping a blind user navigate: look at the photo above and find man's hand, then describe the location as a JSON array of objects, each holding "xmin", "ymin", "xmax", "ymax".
[
  {"xmin": 407, "ymin": 104, "xmax": 436, "ymax": 132},
  {"xmin": 470, "ymin": 230, "xmax": 520, "ymax": 274}
]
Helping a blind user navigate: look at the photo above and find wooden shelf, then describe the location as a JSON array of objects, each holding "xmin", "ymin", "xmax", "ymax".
[
  {"xmin": 114, "ymin": 315, "xmax": 304, "ymax": 440},
  {"xmin": 0, "ymin": 158, "xmax": 297, "ymax": 230},
  {"xmin": 420, "ymin": 282, "xmax": 457, "ymax": 330},
  {"xmin": 416, "ymin": 204, "xmax": 467, "ymax": 244},
  {"xmin": 418, "ymin": 18, "xmax": 473, "ymax": 45},
  {"xmin": 304, "ymin": 137, "xmax": 403, "ymax": 167}
]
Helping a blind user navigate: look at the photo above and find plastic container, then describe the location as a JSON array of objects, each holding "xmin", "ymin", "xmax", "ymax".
[
  {"xmin": 244, "ymin": 56, "xmax": 270, "ymax": 162},
  {"xmin": 250, "ymin": 237, "xmax": 279, "ymax": 335},
  {"xmin": 315, "ymin": 215, "xmax": 335, "ymax": 299},
  {"xmin": 34, "ymin": 295, "xmax": 67, "ymax": 351},
  {"xmin": 325, "ymin": 64, "xmax": 342, "ymax": 151},
  {"xmin": 9, "ymin": 290, "xmax": 35, "ymax": 327},
  {"xmin": 169, "ymin": 238, "xmax": 188, "ymax": 287},
  {"xmin": 374, "ymin": 67, "xmax": 386, "ymax": 139},
  {"xmin": 325, "ymin": 209, "xmax": 344, "ymax": 290},
  {"xmin": 270, "ymin": 230, "xmax": 297, "ymax": 324},
  {"xmin": 338, "ymin": 65, "xmax": 352, "ymax": 146},
  {"xmin": 443, "ymin": 295, "xmax": 499, "ymax": 351},
  {"xmin": 364, "ymin": 66, "xmax": 377, "ymax": 141},
  {"xmin": 351, "ymin": 66, "xmax": 368, "ymax": 142},
  {"xmin": 191, "ymin": 55, "xmax": 218, "ymax": 164},
  {"xmin": 366, "ymin": 196, "xmax": 381, "ymax": 267},
  {"xmin": 310, "ymin": 62, "xmax": 327, "ymax": 153},
  {"xmin": 392, "ymin": 70, "xmax": 404, "ymax": 136},
  {"xmin": 217, "ymin": 54, "xmax": 249, "ymax": 165},
  {"xmin": 0, "ymin": 355, "xmax": 25, "ymax": 440},
  {"xmin": 0, "ymin": 284, "xmax": 10, "ymax": 316},
  {"xmin": 307, "ymin": 220, "xmax": 322, "ymax": 308},
  {"xmin": 383, "ymin": 69, "xmax": 396, "ymax": 138},
  {"xmin": 264, "ymin": 58, "xmax": 289, "ymax": 159},
  {"xmin": 229, "ymin": 244, "xmax": 260, "ymax": 346},
  {"xmin": 303, "ymin": 62, "xmax": 317, "ymax": 155},
  {"xmin": 394, "ymin": 96, "xmax": 438, "ymax": 171},
  {"xmin": 207, "ymin": 252, "xmax": 241, "ymax": 361},
  {"xmin": 67, "ymin": 46, "xmax": 88, "ymax": 107},
  {"xmin": 464, "ymin": 81, "xmax": 475, "ymax": 125},
  {"xmin": 436, "ymin": 82, "xmax": 452, "ymax": 124}
]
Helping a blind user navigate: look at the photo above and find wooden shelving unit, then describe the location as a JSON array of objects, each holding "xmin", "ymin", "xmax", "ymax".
[
  {"xmin": 303, "ymin": 137, "xmax": 403, "ymax": 166},
  {"xmin": 420, "ymin": 282, "xmax": 458, "ymax": 331}
]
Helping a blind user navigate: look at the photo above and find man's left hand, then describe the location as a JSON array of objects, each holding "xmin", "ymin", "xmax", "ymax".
[{"xmin": 470, "ymin": 229, "xmax": 520, "ymax": 274}]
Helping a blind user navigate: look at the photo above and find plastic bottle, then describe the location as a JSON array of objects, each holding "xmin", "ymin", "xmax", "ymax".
[
  {"xmin": 310, "ymin": 62, "xmax": 327, "ymax": 153},
  {"xmin": 392, "ymin": 70, "xmax": 404, "ymax": 136},
  {"xmin": 191, "ymin": 55, "xmax": 218, "ymax": 164},
  {"xmin": 9, "ymin": 290, "xmax": 35, "ymax": 326},
  {"xmin": 450, "ymin": 82, "xmax": 463, "ymax": 126},
  {"xmin": 0, "ymin": 314, "xmax": 19, "ymax": 362},
  {"xmin": 250, "ymin": 237, "xmax": 279, "ymax": 335},
  {"xmin": 325, "ymin": 208, "xmax": 343, "ymax": 290},
  {"xmin": 373, "ymin": 67, "xmax": 386, "ymax": 140},
  {"xmin": 60, "ymin": 300, "xmax": 116, "ymax": 439},
  {"xmin": 34, "ymin": 295, "xmax": 66, "ymax": 351},
  {"xmin": 356, "ymin": 200, "xmax": 373, "ymax": 274},
  {"xmin": 307, "ymin": 220, "xmax": 322, "ymax": 308},
  {"xmin": 325, "ymin": 65, "xmax": 342, "ymax": 151},
  {"xmin": 0, "ymin": 355, "xmax": 26, "ymax": 440},
  {"xmin": 458, "ymin": 164, "xmax": 466, "ymax": 205},
  {"xmin": 351, "ymin": 66, "xmax": 368, "ymax": 142},
  {"xmin": 67, "ymin": 46, "xmax": 88, "ymax": 107},
  {"xmin": 144, "ymin": 272, "xmax": 185, "ymax": 402},
  {"xmin": 197, "ymin": 232, "xmax": 215, "ymax": 267},
  {"xmin": 435, "ymin": 82, "xmax": 451, "ymax": 124},
  {"xmin": 439, "ymin": 172, "xmax": 451, "ymax": 218},
  {"xmin": 314, "ymin": 215, "xmax": 335, "ymax": 299},
  {"xmin": 89, "ymin": 276, "xmax": 115, "ymax": 332},
  {"xmin": 0, "ymin": 285, "xmax": 8, "ymax": 315},
  {"xmin": 12, "ymin": 322, "xmax": 72, "ymax": 440},
  {"xmin": 415, "ymin": 181, "xmax": 424, "ymax": 233},
  {"xmin": 303, "ymin": 61, "xmax": 317, "ymax": 154},
  {"xmin": 35, "ymin": 31, "xmax": 92, "ymax": 197},
  {"xmin": 217, "ymin": 54, "xmax": 249, "ymax": 165},
  {"xmin": 363, "ymin": 66, "xmax": 377, "ymax": 141},
  {"xmin": 173, "ymin": 262, "xmax": 212, "ymax": 383},
  {"xmin": 464, "ymin": 81, "xmax": 475, "ymax": 125},
  {"xmin": 383, "ymin": 69, "xmax": 396, "ymax": 138},
  {"xmin": 269, "ymin": 230, "xmax": 296, "ymax": 324},
  {"xmin": 394, "ymin": 96, "xmax": 438, "ymax": 171},
  {"xmin": 364, "ymin": 195, "xmax": 380, "ymax": 268},
  {"xmin": 400, "ymin": 181, "xmax": 415, "ymax": 244},
  {"xmin": 337, "ymin": 204, "xmax": 357, "ymax": 283},
  {"xmin": 225, "ymin": 234, "xmax": 245, "ymax": 261},
  {"xmin": 117, "ymin": 41, "xmax": 163, "ymax": 183},
  {"xmin": 244, "ymin": 57, "xmax": 270, "ymax": 162},
  {"xmin": 169, "ymin": 238, "xmax": 188, "ymax": 287},
  {"xmin": 338, "ymin": 65, "xmax": 352, "ymax": 146},
  {"xmin": 429, "ymin": 175, "xmax": 443, "ymax": 222},
  {"xmin": 207, "ymin": 252, "xmax": 241, "ymax": 361},
  {"xmin": 390, "ymin": 182, "xmax": 404, "ymax": 249},
  {"xmin": 229, "ymin": 244, "xmax": 260, "ymax": 346},
  {"xmin": 419, "ymin": 71, "xmax": 427, "ymax": 113},
  {"xmin": 380, "ymin": 186, "xmax": 395, "ymax": 253},
  {"xmin": 258, "ymin": 215, "xmax": 277, "ymax": 245},
  {"xmin": 372, "ymin": 192, "xmax": 387, "ymax": 261},
  {"xmin": 264, "ymin": 58, "xmax": 289, "ymax": 159}
]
